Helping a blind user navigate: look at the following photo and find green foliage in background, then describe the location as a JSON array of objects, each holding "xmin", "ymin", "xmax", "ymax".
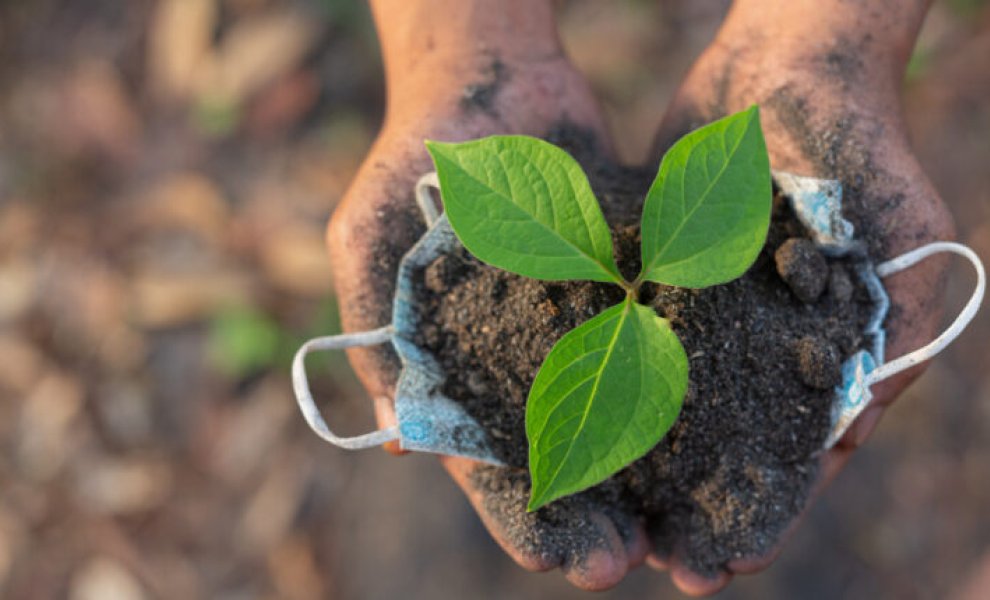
[
  {"xmin": 208, "ymin": 298, "xmax": 360, "ymax": 392},
  {"xmin": 208, "ymin": 305, "xmax": 281, "ymax": 377},
  {"xmin": 192, "ymin": 95, "xmax": 242, "ymax": 138}
]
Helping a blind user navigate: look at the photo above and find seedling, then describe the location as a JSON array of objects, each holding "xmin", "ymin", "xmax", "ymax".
[{"xmin": 426, "ymin": 106, "xmax": 771, "ymax": 511}]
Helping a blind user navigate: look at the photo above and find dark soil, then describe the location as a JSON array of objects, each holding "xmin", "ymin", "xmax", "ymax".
[{"xmin": 412, "ymin": 129, "xmax": 875, "ymax": 574}]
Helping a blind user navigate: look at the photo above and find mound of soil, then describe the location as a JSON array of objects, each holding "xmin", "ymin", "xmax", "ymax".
[{"xmin": 412, "ymin": 130, "xmax": 874, "ymax": 574}]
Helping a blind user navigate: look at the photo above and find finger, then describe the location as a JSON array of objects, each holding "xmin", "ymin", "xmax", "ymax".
[
  {"xmin": 440, "ymin": 456, "xmax": 632, "ymax": 589},
  {"xmin": 589, "ymin": 506, "xmax": 650, "ymax": 571},
  {"xmin": 727, "ymin": 552, "xmax": 778, "ymax": 576},
  {"xmin": 835, "ymin": 403, "xmax": 886, "ymax": 451},
  {"xmin": 733, "ymin": 447, "xmax": 856, "ymax": 576},
  {"xmin": 725, "ymin": 531, "xmax": 788, "ymax": 575},
  {"xmin": 646, "ymin": 551, "xmax": 671, "ymax": 572},
  {"xmin": 623, "ymin": 520, "xmax": 651, "ymax": 570},
  {"xmin": 560, "ymin": 512, "xmax": 629, "ymax": 591},
  {"xmin": 725, "ymin": 446, "xmax": 856, "ymax": 575},
  {"xmin": 820, "ymin": 444, "xmax": 856, "ymax": 488},
  {"xmin": 441, "ymin": 455, "xmax": 559, "ymax": 572},
  {"xmin": 669, "ymin": 551, "xmax": 732, "ymax": 597}
]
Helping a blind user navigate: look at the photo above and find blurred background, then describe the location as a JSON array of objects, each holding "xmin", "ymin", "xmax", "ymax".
[{"xmin": 0, "ymin": 0, "xmax": 987, "ymax": 598}]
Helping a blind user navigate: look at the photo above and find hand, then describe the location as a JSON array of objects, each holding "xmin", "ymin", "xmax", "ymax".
[
  {"xmin": 327, "ymin": 0, "xmax": 647, "ymax": 590},
  {"xmin": 648, "ymin": 1, "xmax": 954, "ymax": 593}
]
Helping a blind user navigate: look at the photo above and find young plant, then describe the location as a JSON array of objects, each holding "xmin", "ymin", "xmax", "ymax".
[{"xmin": 426, "ymin": 105, "xmax": 771, "ymax": 511}]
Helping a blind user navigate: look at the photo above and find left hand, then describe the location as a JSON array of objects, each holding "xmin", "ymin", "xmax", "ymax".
[{"xmin": 327, "ymin": 1, "xmax": 647, "ymax": 589}]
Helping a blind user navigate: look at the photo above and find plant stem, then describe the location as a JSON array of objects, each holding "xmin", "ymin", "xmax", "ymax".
[{"xmin": 619, "ymin": 278, "xmax": 640, "ymax": 301}]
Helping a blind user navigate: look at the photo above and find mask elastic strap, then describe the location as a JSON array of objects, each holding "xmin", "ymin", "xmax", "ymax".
[
  {"xmin": 866, "ymin": 242, "xmax": 985, "ymax": 387},
  {"xmin": 291, "ymin": 326, "xmax": 400, "ymax": 449},
  {"xmin": 415, "ymin": 172, "xmax": 441, "ymax": 226},
  {"xmin": 291, "ymin": 173, "xmax": 442, "ymax": 450}
]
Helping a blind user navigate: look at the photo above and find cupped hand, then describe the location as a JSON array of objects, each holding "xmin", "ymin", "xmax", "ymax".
[
  {"xmin": 327, "ymin": 45, "xmax": 651, "ymax": 589},
  {"xmin": 647, "ymin": 3, "xmax": 954, "ymax": 594}
]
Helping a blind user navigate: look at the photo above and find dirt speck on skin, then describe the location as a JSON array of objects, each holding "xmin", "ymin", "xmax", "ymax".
[
  {"xmin": 461, "ymin": 59, "xmax": 507, "ymax": 114},
  {"xmin": 819, "ymin": 34, "xmax": 867, "ymax": 90},
  {"xmin": 411, "ymin": 125, "xmax": 875, "ymax": 574}
]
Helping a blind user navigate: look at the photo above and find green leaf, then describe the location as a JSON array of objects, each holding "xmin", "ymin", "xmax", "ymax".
[
  {"xmin": 639, "ymin": 105, "xmax": 771, "ymax": 287},
  {"xmin": 426, "ymin": 136, "xmax": 622, "ymax": 283},
  {"xmin": 526, "ymin": 297, "xmax": 688, "ymax": 511}
]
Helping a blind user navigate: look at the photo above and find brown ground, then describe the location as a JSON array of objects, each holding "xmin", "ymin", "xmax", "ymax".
[{"xmin": 0, "ymin": 1, "xmax": 988, "ymax": 599}]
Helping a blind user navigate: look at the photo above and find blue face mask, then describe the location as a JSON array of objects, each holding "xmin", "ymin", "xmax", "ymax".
[{"xmin": 292, "ymin": 172, "xmax": 985, "ymax": 461}]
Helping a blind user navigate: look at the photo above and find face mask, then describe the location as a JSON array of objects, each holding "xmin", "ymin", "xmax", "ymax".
[
  {"xmin": 292, "ymin": 172, "xmax": 985, "ymax": 460},
  {"xmin": 773, "ymin": 172, "xmax": 985, "ymax": 449}
]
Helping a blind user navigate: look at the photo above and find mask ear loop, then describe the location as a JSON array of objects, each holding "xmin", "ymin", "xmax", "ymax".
[
  {"xmin": 291, "ymin": 327, "xmax": 400, "ymax": 449},
  {"xmin": 291, "ymin": 174, "xmax": 442, "ymax": 451},
  {"xmin": 415, "ymin": 172, "xmax": 441, "ymax": 226},
  {"xmin": 866, "ymin": 242, "xmax": 985, "ymax": 388}
]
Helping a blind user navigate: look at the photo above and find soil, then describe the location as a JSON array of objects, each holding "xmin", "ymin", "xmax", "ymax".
[{"xmin": 411, "ymin": 128, "xmax": 875, "ymax": 574}]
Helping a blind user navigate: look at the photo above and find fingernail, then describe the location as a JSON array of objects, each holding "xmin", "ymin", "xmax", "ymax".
[
  {"xmin": 374, "ymin": 396, "xmax": 408, "ymax": 455},
  {"xmin": 624, "ymin": 525, "xmax": 651, "ymax": 569},
  {"xmin": 646, "ymin": 553, "xmax": 671, "ymax": 571},
  {"xmin": 562, "ymin": 547, "xmax": 626, "ymax": 592}
]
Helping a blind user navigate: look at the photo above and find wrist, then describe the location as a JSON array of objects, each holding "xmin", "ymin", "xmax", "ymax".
[
  {"xmin": 370, "ymin": 0, "xmax": 561, "ymax": 92},
  {"xmin": 718, "ymin": 0, "xmax": 930, "ymax": 82}
]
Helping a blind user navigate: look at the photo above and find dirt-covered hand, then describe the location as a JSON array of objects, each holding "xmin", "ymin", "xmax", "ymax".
[
  {"xmin": 326, "ymin": 1, "xmax": 648, "ymax": 589},
  {"xmin": 647, "ymin": 1, "xmax": 954, "ymax": 594}
]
